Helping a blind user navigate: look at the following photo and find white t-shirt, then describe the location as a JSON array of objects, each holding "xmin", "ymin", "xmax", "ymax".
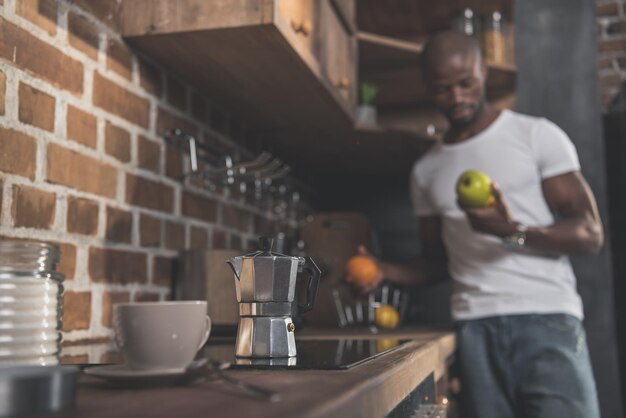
[{"xmin": 410, "ymin": 110, "xmax": 584, "ymax": 320}]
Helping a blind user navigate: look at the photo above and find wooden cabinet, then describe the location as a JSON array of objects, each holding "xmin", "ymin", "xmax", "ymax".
[
  {"xmin": 122, "ymin": 0, "xmax": 356, "ymax": 134},
  {"xmin": 331, "ymin": 0, "xmax": 356, "ymax": 32},
  {"xmin": 320, "ymin": 0, "xmax": 356, "ymax": 109},
  {"xmin": 276, "ymin": 0, "xmax": 319, "ymax": 58}
]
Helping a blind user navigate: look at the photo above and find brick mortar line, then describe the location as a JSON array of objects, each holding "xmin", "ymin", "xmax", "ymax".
[
  {"xmin": 1, "ymin": 62, "xmax": 19, "ymax": 121},
  {"xmin": 95, "ymin": 116, "xmax": 105, "ymax": 157},
  {"xmin": 0, "ymin": 25, "xmax": 299, "ymax": 213},
  {"xmin": 0, "ymin": 226, "xmax": 171, "ymax": 291},
  {"xmin": 0, "ymin": 176, "xmax": 13, "ymax": 228},
  {"xmin": 0, "ymin": 177, "xmax": 284, "ymax": 244},
  {"xmin": 60, "ymin": 344, "xmax": 111, "ymax": 360},
  {"xmin": 0, "ymin": 221, "xmax": 191, "ymax": 267},
  {"xmin": 2, "ymin": 7, "xmax": 165, "ymax": 117},
  {"xmin": 0, "ymin": 61, "xmax": 159, "ymax": 155},
  {"xmin": 63, "ymin": 328, "xmax": 112, "ymax": 344},
  {"xmin": 115, "ymin": 166, "xmax": 125, "ymax": 206},
  {"xmin": 0, "ymin": 115, "xmax": 186, "ymax": 200},
  {"xmin": 0, "ymin": 178, "xmax": 251, "ymax": 253},
  {"xmin": 66, "ymin": 279, "xmax": 169, "ymax": 296},
  {"xmin": 82, "ymin": 67, "xmax": 95, "ymax": 115},
  {"xmin": 56, "ymin": 0, "xmax": 69, "ymax": 43},
  {"xmin": 73, "ymin": 245, "xmax": 88, "ymax": 287},
  {"xmin": 88, "ymin": 288, "xmax": 104, "ymax": 335},
  {"xmin": 4, "ymin": 1, "xmax": 152, "ymax": 105},
  {"xmin": 54, "ymin": 188, "xmax": 68, "ymax": 237},
  {"xmin": 3, "ymin": 172, "xmax": 283, "ymax": 236}
]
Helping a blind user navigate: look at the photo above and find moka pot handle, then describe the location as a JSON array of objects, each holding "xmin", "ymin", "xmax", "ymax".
[{"xmin": 297, "ymin": 257, "xmax": 321, "ymax": 314}]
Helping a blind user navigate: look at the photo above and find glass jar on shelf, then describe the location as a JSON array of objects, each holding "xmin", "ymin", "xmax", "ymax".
[
  {"xmin": 452, "ymin": 8, "xmax": 478, "ymax": 37},
  {"xmin": 483, "ymin": 11, "xmax": 507, "ymax": 65},
  {"xmin": 0, "ymin": 240, "xmax": 64, "ymax": 366}
]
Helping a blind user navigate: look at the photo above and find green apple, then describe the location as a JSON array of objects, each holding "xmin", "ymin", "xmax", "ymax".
[{"xmin": 456, "ymin": 170, "xmax": 495, "ymax": 207}]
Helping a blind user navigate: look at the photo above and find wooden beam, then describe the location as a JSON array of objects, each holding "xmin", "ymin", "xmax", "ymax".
[{"xmin": 357, "ymin": 31, "xmax": 423, "ymax": 54}]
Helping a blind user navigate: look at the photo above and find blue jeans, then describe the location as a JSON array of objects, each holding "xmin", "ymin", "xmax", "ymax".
[{"xmin": 456, "ymin": 314, "xmax": 600, "ymax": 418}]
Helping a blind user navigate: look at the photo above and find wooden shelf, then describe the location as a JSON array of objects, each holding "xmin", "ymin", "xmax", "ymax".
[
  {"xmin": 357, "ymin": 31, "xmax": 424, "ymax": 54},
  {"xmin": 358, "ymin": 30, "xmax": 516, "ymax": 136},
  {"xmin": 356, "ymin": 0, "xmax": 513, "ymax": 38},
  {"xmin": 252, "ymin": 123, "xmax": 434, "ymax": 176},
  {"xmin": 342, "ymin": 124, "xmax": 435, "ymax": 174},
  {"xmin": 359, "ymin": 31, "xmax": 516, "ymax": 106}
]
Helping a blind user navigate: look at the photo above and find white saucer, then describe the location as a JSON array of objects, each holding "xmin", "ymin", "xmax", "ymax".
[{"xmin": 84, "ymin": 359, "xmax": 206, "ymax": 381}]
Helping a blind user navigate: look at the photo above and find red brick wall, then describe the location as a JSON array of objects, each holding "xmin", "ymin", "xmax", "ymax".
[
  {"xmin": 0, "ymin": 0, "xmax": 282, "ymax": 343},
  {"xmin": 598, "ymin": 0, "xmax": 626, "ymax": 110}
]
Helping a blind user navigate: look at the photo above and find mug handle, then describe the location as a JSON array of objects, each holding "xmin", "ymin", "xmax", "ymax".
[{"xmin": 197, "ymin": 315, "xmax": 212, "ymax": 350}]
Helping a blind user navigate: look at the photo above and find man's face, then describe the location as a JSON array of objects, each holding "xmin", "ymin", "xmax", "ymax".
[{"xmin": 424, "ymin": 52, "xmax": 487, "ymax": 128}]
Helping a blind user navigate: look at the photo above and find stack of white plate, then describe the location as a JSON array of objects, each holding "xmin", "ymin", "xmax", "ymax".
[{"xmin": 0, "ymin": 241, "xmax": 64, "ymax": 366}]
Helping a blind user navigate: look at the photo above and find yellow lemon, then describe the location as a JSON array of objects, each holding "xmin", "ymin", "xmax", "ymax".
[
  {"xmin": 376, "ymin": 338, "xmax": 400, "ymax": 352},
  {"xmin": 375, "ymin": 304, "xmax": 400, "ymax": 329}
]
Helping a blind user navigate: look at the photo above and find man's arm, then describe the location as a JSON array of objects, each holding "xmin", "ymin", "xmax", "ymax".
[
  {"xmin": 463, "ymin": 171, "xmax": 604, "ymax": 254},
  {"xmin": 526, "ymin": 171, "xmax": 603, "ymax": 253},
  {"xmin": 380, "ymin": 215, "xmax": 449, "ymax": 285},
  {"xmin": 349, "ymin": 216, "xmax": 449, "ymax": 292}
]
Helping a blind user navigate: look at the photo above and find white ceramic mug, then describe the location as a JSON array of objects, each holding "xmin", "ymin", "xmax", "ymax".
[{"xmin": 113, "ymin": 301, "xmax": 211, "ymax": 371}]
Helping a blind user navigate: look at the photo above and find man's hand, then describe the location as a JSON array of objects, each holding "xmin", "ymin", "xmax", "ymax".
[
  {"xmin": 458, "ymin": 182, "xmax": 517, "ymax": 238},
  {"xmin": 345, "ymin": 245, "xmax": 384, "ymax": 293}
]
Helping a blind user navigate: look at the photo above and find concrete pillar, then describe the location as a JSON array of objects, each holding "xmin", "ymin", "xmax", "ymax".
[{"xmin": 516, "ymin": 0, "xmax": 623, "ymax": 416}]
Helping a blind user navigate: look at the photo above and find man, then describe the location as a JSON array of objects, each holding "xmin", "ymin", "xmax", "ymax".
[{"xmin": 348, "ymin": 31, "xmax": 602, "ymax": 417}]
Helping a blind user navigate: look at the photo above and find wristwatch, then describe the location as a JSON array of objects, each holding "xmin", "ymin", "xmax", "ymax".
[{"xmin": 503, "ymin": 222, "xmax": 528, "ymax": 248}]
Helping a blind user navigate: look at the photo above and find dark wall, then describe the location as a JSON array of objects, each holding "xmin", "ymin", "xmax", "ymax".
[
  {"xmin": 316, "ymin": 174, "xmax": 419, "ymax": 260},
  {"xmin": 516, "ymin": 1, "xmax": 623, "ymax": 416},
  {"xmin": 605, "ymin": 109, "xmax": 626, "ymax": 411}
]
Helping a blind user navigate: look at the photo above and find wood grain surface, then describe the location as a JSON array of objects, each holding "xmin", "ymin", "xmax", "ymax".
[{"xmin": 67, "ymin": 328, "xmax": 455, "ymax": 418}]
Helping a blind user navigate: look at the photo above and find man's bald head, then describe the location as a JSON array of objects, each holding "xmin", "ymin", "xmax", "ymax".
[
  {"xmin": 421, "ymin": 30, "xmax": 483, "ymax": 76},
  {"xmin": 420, "ymin": 31, "xmax": 489, "ymax": 128}
]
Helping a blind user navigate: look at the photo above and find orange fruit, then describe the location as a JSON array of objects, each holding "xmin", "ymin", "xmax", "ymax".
[
  {"xmin": 346, "ymin": 255, "xmax": 379, "ymax": 285},
  {"xmin": 375, "ymin": 304, "xmax": 400, "ymax": 329}
]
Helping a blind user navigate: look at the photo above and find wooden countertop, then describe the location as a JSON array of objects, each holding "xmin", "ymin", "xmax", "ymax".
[{"xmin": 66, "ymin": 328, "xmax": 455, "ymax": 418}]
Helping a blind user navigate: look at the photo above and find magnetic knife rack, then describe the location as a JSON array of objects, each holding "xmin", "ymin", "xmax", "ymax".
[{"xmin": 162, "ymin": 128, "xmax": 313, "ymax": 221}]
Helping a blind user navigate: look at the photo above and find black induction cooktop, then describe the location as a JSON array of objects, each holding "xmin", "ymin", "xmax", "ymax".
[{"xmin": 202, "ymin": 338, "xmax": 413, "ymax": 370}]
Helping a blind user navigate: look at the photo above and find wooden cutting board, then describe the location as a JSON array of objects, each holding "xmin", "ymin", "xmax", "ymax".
[
  {"xmin": 175, "ymin": 249, "xmax": 241, "ymax": 327},
  {"xmin": 299, "ymin": 212, "xmax": 373, "ymax": 327}
]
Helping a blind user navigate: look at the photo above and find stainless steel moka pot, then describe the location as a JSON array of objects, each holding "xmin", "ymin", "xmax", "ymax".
[{"xmin": 227, "ymin": 237, "xmax": 321, "ymax": 358}]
